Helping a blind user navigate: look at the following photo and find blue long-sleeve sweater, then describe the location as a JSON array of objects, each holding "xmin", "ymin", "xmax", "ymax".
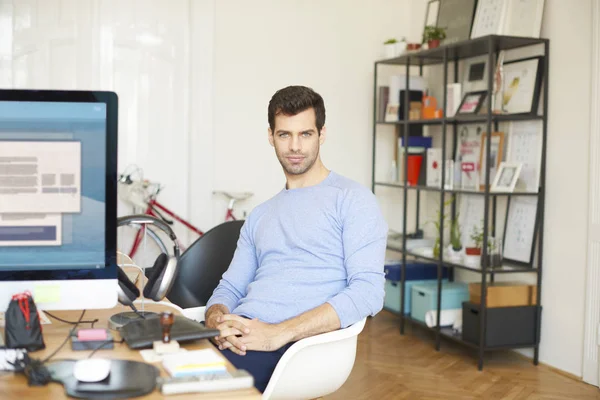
[{"xmin": 205, "ymin": 171, "xmax": 388, "ymax": 328}]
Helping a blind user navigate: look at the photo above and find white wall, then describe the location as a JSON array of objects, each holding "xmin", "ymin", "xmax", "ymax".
[
  {"xmin": 536, "ymin": 0, "xmax": 592, "ymax": 377},
  {"xmin": 210, "ymin": 0, "xmax": 411, "ymax": 222},
  {"xmin": 404, "ymin": 0, "xmax": 593, "ymax": 377},
  {"xmin": 210, "ymin": 0, "xmax": 593, "ymax": 376}
]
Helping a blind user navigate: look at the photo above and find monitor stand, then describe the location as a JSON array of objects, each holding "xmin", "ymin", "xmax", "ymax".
[{"xmin": 108, "ymin": 311, "xmax": 159, "ymax": 330}]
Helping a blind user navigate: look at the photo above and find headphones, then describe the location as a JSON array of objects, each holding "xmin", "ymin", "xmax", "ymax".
[{"xmin": 116, "ymin": 215, "xmax": 180, "ymax": 307}]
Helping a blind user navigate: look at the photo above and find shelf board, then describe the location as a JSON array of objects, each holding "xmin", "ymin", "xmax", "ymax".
[
  {"xmin": 376, "ymin": 35, "xmax": 548, "ymax": 66},
  {"xmin": 376, "ymin": 114, "xmax": 543, "ymax": 126},
  {"xmin": 396, "ymin": 314, "xmax": 537, "ymax": 351},
  {"xmin": 385, "ymin": 244, "xmax": 538, "ymax": 274},
  {"xmin": 374, "ymin": 181, "xmax": 540, "ymax": 197}
]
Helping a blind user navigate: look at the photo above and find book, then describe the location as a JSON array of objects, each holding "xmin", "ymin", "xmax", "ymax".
[{"xmin": 162, "ymin": 349, "xmax": 227, "ymax": 378}]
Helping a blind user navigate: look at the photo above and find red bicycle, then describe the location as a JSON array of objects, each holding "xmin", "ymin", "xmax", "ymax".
[{"xmin": 117, "ymin": 165, "xmax": 252, "ymax": 266}]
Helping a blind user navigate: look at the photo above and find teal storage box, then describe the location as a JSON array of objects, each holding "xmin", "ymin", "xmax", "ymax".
[
  {"xmin": 410, "ymin": 282, "xmax": 469, "ymax": 323},
  {"xmin": 384, "ymin": 279, "xmax": 448, "ymax": 314},
  {"xmin": 383, "ymin": 261, "xmax": 449, "ymax": 314}
]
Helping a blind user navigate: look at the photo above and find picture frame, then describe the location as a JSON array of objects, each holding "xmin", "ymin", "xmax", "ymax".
[
  {"xmin": 495, "ymin": 56, "xmax": 544, "ymax": 115},
  {"xmin": 478, "ymin": 131, "xmax": 505, "ymax": 190},
  {"xmin": 436, "ymin": 0, "xmax": 478, "ymax": 44},
  {"xmin": 506, "ymin": 121, "xmax": 543, "ymax": 192},
  {"xmin": 456, "ymin": 91, "xmax": 487, "ymax": 115},
  {"xmin": 502, "ymin": 0, "xmax": 545, "ymax": 38},
  {"xmin": 471, "ymin": 0, "xmax": 509, "ymax": 39},
  {"xmin": 491, "ymin": 162, "xmax": 522, "ymax": 192},
  {"xmin": 502, "ymin": 196, "xmax": 539, "ymax": 266},
  {"xmin": 384, "ymin": 103, "xmax": 399, "ymax": 122},
  {"xmin": 462, "ymin": 55, "xmax": 489, "ymax": 93},
  {"xmin": 423, "ymin": 0, "xmax": 440, "ymax": 34}
]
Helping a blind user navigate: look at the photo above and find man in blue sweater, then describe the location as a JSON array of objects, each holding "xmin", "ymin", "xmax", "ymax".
[{"xmin": 205, "ymin": 85, "xmax": 388, "ymax": 392}]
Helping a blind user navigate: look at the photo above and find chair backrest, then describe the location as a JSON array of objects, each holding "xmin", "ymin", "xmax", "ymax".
[
  {"xmin": 166, "ymin": 220, "xmax": 244, "ymax": 309},
  {"xmin": 262, "ymin": 318, "xmax": 367, "ymax": 400}
]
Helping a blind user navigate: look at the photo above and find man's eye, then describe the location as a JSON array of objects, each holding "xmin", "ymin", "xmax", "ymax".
[
  {"xmin": 302, "ymin": 132, "xmax": 311, "ymax": 137},
  {"xmin": 279, "ymin": 133, "xmax": 289, "ymax": 138}
]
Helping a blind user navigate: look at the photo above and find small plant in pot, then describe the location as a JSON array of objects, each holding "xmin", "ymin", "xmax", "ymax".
[
  {"xmin": 464, "ymin": 224, "xmax": 503, "ymax": 268},
  {"xmin": 427, "ymin": 196, "xmax": 454, "ymax": 259},
  {"xmin": 422, "ymin": 25, "xmax": 447, "ymax": 49},
  {"xmin": 383, "ymin": 38, "xmax": 398, "ymax": 59},
  {"xmin": 463, "ymin": 225, "xmax": 483, "ymax": 268},
  {"xmin": 446, "ymin": 215, "xmax": 463, "ymax": 262}
]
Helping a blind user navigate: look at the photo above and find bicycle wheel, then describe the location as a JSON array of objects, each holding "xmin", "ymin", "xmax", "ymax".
[{"xmin": 117, "ymin": 222, "xmax": 169, "ymax": 270}]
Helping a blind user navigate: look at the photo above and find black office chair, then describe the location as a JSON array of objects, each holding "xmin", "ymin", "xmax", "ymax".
[{"xmin": 166, "ymin": 220, "xmax": 244, "ymax": 309}]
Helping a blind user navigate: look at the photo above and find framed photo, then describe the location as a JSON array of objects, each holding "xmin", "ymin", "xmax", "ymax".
[
  {"xmin": 436, "ymin": 0, "xmax": 477, "ymax": 44},
  {"xmin": 456, "ymin": 91, "xmax": 487, "ymax": 115},
  {"xmin": 471, "ymin": 0, "xmax": 509, "ymax": 39},
  {"xmin": 384, "ymin": 103, "xmax": 399, "ymax": 122},
  {"xmin": 502, "ymin": 0, "xmax": 545, "ymax": 38},
  {"xmin": 491, "ymin": 162, "xmax": 522, "ymax": 192},
  {"xmin": 495, "ymin": 56, "xmax": 544, "ymax": 115},
  {"xmin": 503, "ymin": 196, "xmax": 539, "ymax": 265},
  {"xmin": 462, "ymin": 55, "xmax": 489, "ymax": 93},
  {"xmin": 506, "ymin": 121, "xmax": 543, "ymax": 192},
  {"xmin": 423, "ymin": 0, "xmax": 440, "ymax": 32},
  {"xmin": 478, "ymin": 131, "xmax": 505, "ymax": 190}
]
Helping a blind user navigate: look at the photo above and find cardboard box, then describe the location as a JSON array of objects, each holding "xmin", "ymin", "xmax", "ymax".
[{"xmin": 469, "ymin": 282, "xmax": 537, "ymax": 308}]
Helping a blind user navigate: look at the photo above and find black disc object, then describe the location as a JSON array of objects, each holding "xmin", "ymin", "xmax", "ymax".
[{"xmin": 46, "ymin": 359, "xmax": 159, "ymax": 399}]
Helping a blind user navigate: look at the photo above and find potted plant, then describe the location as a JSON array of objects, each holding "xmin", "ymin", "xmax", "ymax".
[
  {"xmin": 464, "ymin": 224, "xmax": 503, "ymax": 268},
  {"xmin": 422, "ymin": 26, "xmax": 447, "ymax": 49},
  {"xmin": 464, "ymin": 224, "xmax": 483, "ymax": 268},
  {"xmin": 446, "ymin": 214, "xmax": 463, "ymax": 263},
  {"xmin": 427, "ymin": 196, "xmax": 455, "ymax": 259},
  {"xmin": 383, "ymin": 38, "xmax": 398, "ymax": 59}
]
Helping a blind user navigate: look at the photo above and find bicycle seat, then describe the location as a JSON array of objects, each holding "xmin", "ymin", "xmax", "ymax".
[{"xmin": 212, "ymin": 191, "xmax": 253, "ymax": 201}]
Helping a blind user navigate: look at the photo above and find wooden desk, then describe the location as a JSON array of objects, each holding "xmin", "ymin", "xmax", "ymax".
[{"xmin": 0, "ymin": 303, "xmax": 262, "ymax": 399}]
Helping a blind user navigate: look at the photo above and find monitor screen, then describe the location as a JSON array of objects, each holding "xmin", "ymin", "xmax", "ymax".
[
  {"xmin": 0, "ymin": 101, "xmax": 106, "ymax": 270},
  {"xmin": 0, "ymin": 90, "xmax": 118, "ymax": 310}
]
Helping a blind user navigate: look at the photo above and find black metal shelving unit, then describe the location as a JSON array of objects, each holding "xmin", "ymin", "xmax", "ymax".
[{"xmin": 371, "ymin": 35, "xmax": 549, "ymax": 370}]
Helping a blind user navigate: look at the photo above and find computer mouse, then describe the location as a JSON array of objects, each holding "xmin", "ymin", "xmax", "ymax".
[{"xmin": 73, "ymin": 358, "xmax": 111, "ymax": 382}]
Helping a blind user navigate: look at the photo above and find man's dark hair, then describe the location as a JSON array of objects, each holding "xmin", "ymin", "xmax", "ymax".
[{"xmin": 268, "ymin": 86, "xmax": 326, "ymax": 134}]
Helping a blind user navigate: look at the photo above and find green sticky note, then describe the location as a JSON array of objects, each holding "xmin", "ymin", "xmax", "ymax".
[{"xmin": 34, "ymin": 284, "xmax": 61, "ymax": 304}]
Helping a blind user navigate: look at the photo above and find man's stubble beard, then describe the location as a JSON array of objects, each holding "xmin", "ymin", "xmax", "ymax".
[{"xmin": 277, "ymin": 147, "xmax": 319, "ymax": 176}]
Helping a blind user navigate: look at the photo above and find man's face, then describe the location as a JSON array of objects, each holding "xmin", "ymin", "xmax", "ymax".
[{"xmin": 268, "ymin": 108, "xmax": 326, "ymax": 176}]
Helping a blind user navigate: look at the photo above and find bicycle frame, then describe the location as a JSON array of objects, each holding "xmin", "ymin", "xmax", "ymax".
[{"xmin": 127, "ymin": 197, "xmax": 237, "ymax": 258}]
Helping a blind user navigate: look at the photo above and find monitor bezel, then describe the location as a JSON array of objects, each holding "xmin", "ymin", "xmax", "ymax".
[{"xmin": 0, "ymin": 89, "xmax": 118, "ymax": 282}]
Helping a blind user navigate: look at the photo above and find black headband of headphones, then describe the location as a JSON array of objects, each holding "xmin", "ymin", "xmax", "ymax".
[{"xmin": 117, "ymin": 214, "xmax": 180, "ymax": 258}]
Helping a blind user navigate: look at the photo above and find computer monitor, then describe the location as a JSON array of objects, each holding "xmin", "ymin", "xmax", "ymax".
[{"xmin": 0, "ymin": 90, "xmax": 119, "ymax": 311}]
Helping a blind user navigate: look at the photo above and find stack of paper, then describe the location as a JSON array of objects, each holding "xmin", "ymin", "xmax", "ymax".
[{"xmin": 162, "ymin": 349, "xmax": 227, "ymax": 377}]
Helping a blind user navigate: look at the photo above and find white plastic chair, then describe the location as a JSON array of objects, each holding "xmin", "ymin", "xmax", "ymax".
[{"xmin": 181, "ymin": 306, "xmax": 366, "ymax": 399}]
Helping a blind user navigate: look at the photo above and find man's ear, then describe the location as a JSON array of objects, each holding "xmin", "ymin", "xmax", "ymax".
[
  {"xmin": 319, "ymin": 126, "xmax": 327, "ymax": 145},
  {"xmin": 268, "ymin": 128, "xmax": 274, "ymax": 147}
]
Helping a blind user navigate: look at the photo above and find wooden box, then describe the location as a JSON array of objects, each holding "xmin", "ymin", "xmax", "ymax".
[{"xmin": 469, "ymin": 282, "xmax": 537, "ymax": 308}]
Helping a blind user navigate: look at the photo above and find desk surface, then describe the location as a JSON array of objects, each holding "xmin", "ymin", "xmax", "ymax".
[{"xmin": 0, "ymin": 303, "xmax": 262, "ymax": 399}]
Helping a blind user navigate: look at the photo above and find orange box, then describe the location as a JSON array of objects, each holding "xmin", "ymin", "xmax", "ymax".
[{"xmin": 469, "ymin": 282, "xmax": 537, "ymax": 308}]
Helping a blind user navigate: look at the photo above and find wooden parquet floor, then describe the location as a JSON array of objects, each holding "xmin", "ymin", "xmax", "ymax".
[{"xmin": 327, "ymin": 310, "xmax": 600, "ymax": 400}]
